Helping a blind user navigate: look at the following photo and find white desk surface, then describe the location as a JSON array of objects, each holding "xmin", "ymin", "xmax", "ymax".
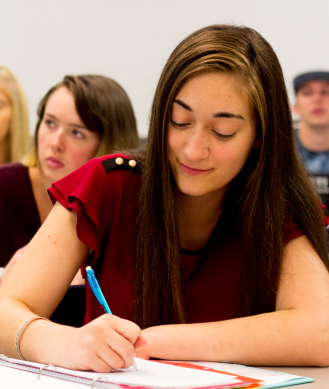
[
  {"xmin": 1, "ymin": 363, "xmax": 328, "ymax": 388},
  {"xmin": 259, "ymin": 366, "xmax": 329, "ymax": 388}
]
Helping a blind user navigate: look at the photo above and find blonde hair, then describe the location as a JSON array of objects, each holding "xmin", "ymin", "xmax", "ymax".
[{"xmin": 0, "ymin": 66, "xmax": 30, "ymax": 163}]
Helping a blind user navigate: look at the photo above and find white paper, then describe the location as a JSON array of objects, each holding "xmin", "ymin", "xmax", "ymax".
[
  {"xmin": 1, "ymin": 357, "xmax": 311, "ymax": 389},
  {"xmin": 176, "ymin": 361, "xmax": 304, "ymax": 386},
  {"xmin": 54, "ymin": 359, "xmax": 239, "ymax": 388},
  {"xmin": 0, "ymin": 358, "xmax": 239, "ymax": 389}
]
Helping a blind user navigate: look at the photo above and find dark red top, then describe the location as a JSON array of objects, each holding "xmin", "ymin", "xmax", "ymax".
[
  {"xmin": 0, "ymin": 163, "xmax": 41, "ymax": 267},
  {"xmin": 48, "ymin": 154, "xmax": 305, "ymax": 325}
]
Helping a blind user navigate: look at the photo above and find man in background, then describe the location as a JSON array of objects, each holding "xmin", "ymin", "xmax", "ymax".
[{"xmin": 293, "ymin": 71, "xmax": 329, "ymax": 208}]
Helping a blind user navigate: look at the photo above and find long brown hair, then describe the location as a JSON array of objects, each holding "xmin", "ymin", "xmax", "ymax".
[
  {"xmin": 24, "ymin": 75, "xmax": 139, "ymax": 166},
  {"xmin": 134, "ymin": 24, "xmax": 329, "ymax": 329}
]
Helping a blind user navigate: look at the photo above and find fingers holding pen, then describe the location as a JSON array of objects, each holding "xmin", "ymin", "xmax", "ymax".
[
  {"xmin": 69, "ymin": 315, "xmax": 145, "ymax": 372},
  {"xmin": 81, "ymin": 267, "xmax": 146, "ymax": 371},
  {"xmin": 134, "ymin": 335, "xmax": 148, "ymax": 349},
  {"xmin": 100, "ymin": 315, "xmax": 142, "ymax": 369}
]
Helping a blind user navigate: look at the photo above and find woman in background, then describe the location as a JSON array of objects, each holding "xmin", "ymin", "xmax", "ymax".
[
  {"xmin": 0, "ymin": 25, "xmax": 329, "ymax": 369},
  {"xmin": 0, "ymin": 74, "xmax": 138, "ymax": 284},
  {"xmin": 0, "ymin": 66, "xmax": 30, "ymax": 164}
]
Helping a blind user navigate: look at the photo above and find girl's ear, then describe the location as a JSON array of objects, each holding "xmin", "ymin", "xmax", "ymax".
[{"xmin": 253, "ymin": 137, "xmax": 262, "ymax": 149}]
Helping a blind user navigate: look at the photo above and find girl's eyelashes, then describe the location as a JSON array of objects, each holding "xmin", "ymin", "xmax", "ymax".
[
  {"xmin": 170, "ymin": 117, "xmax": 236, "ymax": 140},
  {"xmin": 43, "ymin": 116, "xmax": 86, "ymax": 139},
  {"xmin": 45, "ymin": 119, "xmax": 55, "ymax": 128},
  {"xmin": 212, "ymin": 130, "xmax": 236, "ymax": 140},
  {"xmin": 169, "ymin": 118, "xmax": 189, "ymax": 128},
  {"xmin": 71, "ymin": 129, "xmax": 85, "ymax": 139}
]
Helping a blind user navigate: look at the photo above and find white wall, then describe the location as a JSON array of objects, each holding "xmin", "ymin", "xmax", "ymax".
[{"xmin": 1, "ymin": 0, "xmax": 328, "ymax": 137}]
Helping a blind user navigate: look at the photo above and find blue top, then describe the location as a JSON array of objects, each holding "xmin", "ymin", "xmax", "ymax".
[{"xmin": 295, "ymin": 129, "xmax": 329, "ymax": 174}]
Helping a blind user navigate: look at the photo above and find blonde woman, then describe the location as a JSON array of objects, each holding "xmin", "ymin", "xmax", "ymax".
[{"xmin": 0, "ymin": 66, "xmax": 30, "ymax": 164}]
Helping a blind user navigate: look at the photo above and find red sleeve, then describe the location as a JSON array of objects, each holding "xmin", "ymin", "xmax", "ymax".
[
  {"xmin": 48, "ymin": 154, "xmax": 127, "ymax": 262},
  {"xmin": 284, "ymin": 207, "xmax": 329, "ymax": 244},
  {"xmin": 283, "ymin": 218, "xmax": 304, "ymax": 244}
]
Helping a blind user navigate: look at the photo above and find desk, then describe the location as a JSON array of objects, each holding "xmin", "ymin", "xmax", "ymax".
[
  {"xmin": 262, "ymin": 366, "xmax": 329, "ymax": 388},
  {"xmin": 1, "ymin": 361, "xmax": 328, "ymax": 388}
]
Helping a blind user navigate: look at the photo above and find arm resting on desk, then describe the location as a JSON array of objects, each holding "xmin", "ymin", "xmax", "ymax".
[
  {"xmin": 0, "ymin": 202, "xmax": 144, "ymax": 372},
  {"xmin": 139, "ymin": 235, "xmax": 329, "ymax": 366}
]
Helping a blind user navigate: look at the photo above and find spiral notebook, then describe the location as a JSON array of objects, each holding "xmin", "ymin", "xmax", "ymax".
[{"xmin": 0, "ymin": 355, "xmax": 314, "ymax": 389}]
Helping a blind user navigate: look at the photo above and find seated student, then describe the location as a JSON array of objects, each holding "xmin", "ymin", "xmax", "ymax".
[
  {"xmin": 0, "ymin": 66, "xmax": 30, "ymax": 165},
  {"xmin": 0, "ymin": 75, "xmax": 139, "ymax": 325},
  {"xmin": 293, "ymin": 71, "xmax": 329, "ymax": 208},
  {"xmin": 0, "ymin": 74, "xmax": 139, "ymax": 273},
  {"xmin": 0, "ymin": 25, "xmax": 329, "ymax": 370}
]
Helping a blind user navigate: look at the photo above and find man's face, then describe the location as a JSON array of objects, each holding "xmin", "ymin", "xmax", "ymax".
[{"xmin": 294, "ymin": 80, "xmax": 329, "ymax": 130}]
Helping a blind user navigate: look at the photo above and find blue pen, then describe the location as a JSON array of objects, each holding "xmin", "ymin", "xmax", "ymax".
[
  {"xmin": 85, "ymin": 266, "xmax": 137, "ymax": 371},
  {"xmin": 86, "ymin": 266, "xmax": 112, "ymax": 314}
]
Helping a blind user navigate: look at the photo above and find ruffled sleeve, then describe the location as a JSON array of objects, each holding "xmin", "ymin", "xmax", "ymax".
[
  {"xmin": 48, "ymin": 154, "xmax": 135, "ymax": 262},
  {"xmin": 283, "ymin": 218, "xmax": 304, "ymax": 244},
  {"xmin": 283, "ymin": 206, "xmax": 329, "ymax": 244}
]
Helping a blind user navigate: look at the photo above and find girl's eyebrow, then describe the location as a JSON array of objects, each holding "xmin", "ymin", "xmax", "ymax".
[
  {"xmin": 44, "ymin": 113, "xmax": 87, "ymax": 129},
  {"xmin": 214, "ymin": 112, "xmax": 245, "ymax": 120},
  {"xmin": 174, "ymin": 99, "xmax": 245, "ymax": 120},
  {"xmin": 174, "ymin": 99, "xmax": 192, "ymax": 112}
]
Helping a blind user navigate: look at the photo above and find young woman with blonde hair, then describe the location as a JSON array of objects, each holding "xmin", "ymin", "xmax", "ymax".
[
  {"xmin": 0, "ymin": 66, "xmax": 30, "ymax": 164},
  {"xmin": 0, "ymin": 25, "xmax": 328, "ymax": 369}
]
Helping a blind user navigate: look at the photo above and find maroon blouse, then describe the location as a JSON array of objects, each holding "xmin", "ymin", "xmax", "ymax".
[
  {"xmin": 48, "ymin": 154, "xmax": 305, "ymax": 325},
  {"xmin": 0, "ymin": 163, "xmax": 40, "ymax": 267}
]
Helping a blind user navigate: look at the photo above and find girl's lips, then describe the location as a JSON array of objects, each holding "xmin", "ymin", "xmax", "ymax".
[
  {"xmin": 46, "ymin": 157, "xmax": 64, "ymax": 169},
  {"xmin": 180, "ymin": 162, "xmax": 210, "ymax": 176},
  {"xmin": 312, "ymin": 108, "xmax": 325, "ymax": 116}
]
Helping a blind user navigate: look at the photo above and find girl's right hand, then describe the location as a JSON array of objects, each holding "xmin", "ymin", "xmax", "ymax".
[{"xmin": 57, "ymin": 314, "xmax": 147, "ymax": 372}]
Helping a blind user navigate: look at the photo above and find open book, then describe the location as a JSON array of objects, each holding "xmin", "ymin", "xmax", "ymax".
[{"xmin": 0, "ymin": 355, "xmax": 314, "ymax": 389}]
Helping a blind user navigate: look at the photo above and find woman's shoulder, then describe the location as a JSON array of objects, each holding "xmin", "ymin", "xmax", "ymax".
[
  {"xmin": 86, "ymin": 153, "xmax": 141, "ymax": 174},
  {"xmin": 283, "ymin": 206, "xmax": 329, "ymax": 244},
  {"xmin": 0, "ymin": 163, "xmax": 36, "ymax": 220},
  {"xmin": 49, "ymin": 153, "xmax": 142, "ymax": 208},
  {"xmin": 284, "ymin": 218, "xmax": 303, "ymax": 244},
  {"xmin": 0, "ymin": 162, "xmax": 29, "ymax": 189},
  {"xmin": 0, "ymin": 161, "xmax": 27, "ymax": 175},
  {"xmin": 71, "ymin": 153, "xmax": 142, "ymax": 184}
]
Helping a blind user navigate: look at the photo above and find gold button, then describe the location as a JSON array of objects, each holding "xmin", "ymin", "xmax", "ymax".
[
  {"xmin": 115, "ymin": 157, "xmax": 123, "ymax": 165},
  {"xmin": 128, "ymin": 159, "xmax": 137, "ymax": 167}
]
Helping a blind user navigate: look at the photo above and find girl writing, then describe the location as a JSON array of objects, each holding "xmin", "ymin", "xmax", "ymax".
[{"xmin": 0, "ymin": 25, "xmax": 328, "ymax": 370}]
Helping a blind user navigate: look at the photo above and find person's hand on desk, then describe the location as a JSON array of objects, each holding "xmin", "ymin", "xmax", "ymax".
[
  {"xmin": 135, "ymin": 337, "xmax": 151, "ymax": 360},
  {"xmin": 58, "ymin": 314, "xmax": 147, "ymax": 372}
]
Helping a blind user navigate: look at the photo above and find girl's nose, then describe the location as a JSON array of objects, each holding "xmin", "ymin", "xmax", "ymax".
[
  {"xmin": 183, "ymin": 127, "xmax": 210, "ymax": 161},
  {"xmin": 49, "ymin": 128, "xmax": 65, "ymax": 151}
]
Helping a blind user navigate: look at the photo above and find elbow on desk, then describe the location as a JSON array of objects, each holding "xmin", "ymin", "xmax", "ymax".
[
  {"xmin": 303, "ymin": 321, "xmax": 329, "ymax": 367},
  {"xmin": 313, "ymin": 341, "xmax": 329, "ymax": 367}
]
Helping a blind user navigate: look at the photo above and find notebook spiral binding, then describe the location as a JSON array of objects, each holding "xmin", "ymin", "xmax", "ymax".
[
  {"xmin": 1, "ymin": 355, "xmax": 58, "ymax": 382},
  {"xmin": 0, "ymin": 355, "xmax": 112, "ymax": 388},
  {"xmin": 91, "ymin": 375, "xmax": 112, "ymax": 389},
  {"xmin": 37, "ymin": 363, "xmax": 57, "ymax": 379}
]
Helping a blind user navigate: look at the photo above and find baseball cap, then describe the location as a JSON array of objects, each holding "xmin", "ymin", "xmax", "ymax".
[{"xmin": 293, "ymin": 71, "xmax": 329, "ymax": 93}]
